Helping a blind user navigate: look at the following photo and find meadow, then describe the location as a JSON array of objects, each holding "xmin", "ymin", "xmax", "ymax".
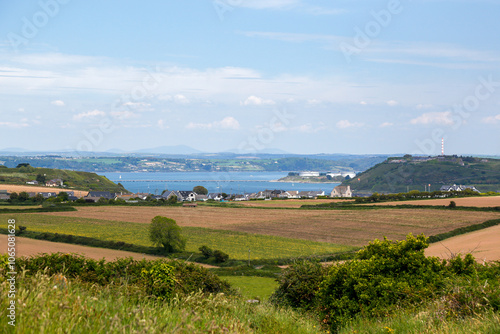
[{"xmin": 2, "ymin": 213, "xmax": 355, "ymax": 261}]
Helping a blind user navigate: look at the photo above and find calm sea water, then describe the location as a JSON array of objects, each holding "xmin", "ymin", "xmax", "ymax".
[{"xmin": 100, "ymin": 172, "xmax": 339, "ymax": 195}]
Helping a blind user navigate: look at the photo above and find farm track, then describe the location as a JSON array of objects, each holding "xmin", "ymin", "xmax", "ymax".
[{"xmin": 38, "ymin": 206, "xmax": 500, "ymax": 247}]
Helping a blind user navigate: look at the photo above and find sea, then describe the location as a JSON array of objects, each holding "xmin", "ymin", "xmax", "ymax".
[{"xmin": 100, "ymin": 171, "xmax": 339, "ymax": 195}]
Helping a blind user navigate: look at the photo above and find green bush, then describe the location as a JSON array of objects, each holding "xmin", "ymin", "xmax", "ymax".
[
  {"xmin": 141, "ymin": 262, "xmax": 176, "ymax": 300},
  {"xmin": 14, "ymin": 253, "xmax": 233, "ymax": 296},
  {"xmin": 318, "ymin": 234, "xmax": 447, "ymax": 331},
  {"xmin": 213, "ymin": 249, "xmax": 229, "ymax": 263},
  {"xmin": 199, "ymin": 245, "xmax": 214, "ymax": 259},
  {"xmin": 270, "ymin": 260, "xmax": 326, "ymax": 310}
]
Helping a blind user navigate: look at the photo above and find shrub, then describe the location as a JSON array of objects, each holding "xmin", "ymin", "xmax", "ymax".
[
  {"xmin": 141, "ymin": 262, "xmax": 176, "ymax": 300},
  {"xmin": 199, "ymin": 245, "xmax": 213, "ymax": 259},
  {"xmin": 318, "ymin": 234, "xmax": 447, "ymax": 331},
  {"xmin": 270, "ymin": 260, "xmax": 326, "ymax": 310},
  {"xmin": 449, "ymin": 200, "xmax": 457, "ymax": 208},
  {"xmin": 213, "ymin": 249, "xmax": 229, "ymax": 263}
]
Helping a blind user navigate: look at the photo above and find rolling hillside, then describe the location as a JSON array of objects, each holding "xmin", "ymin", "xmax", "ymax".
[
  {"xmin": 0, "ymin": 164, "xmax": 127, "ymax": 193},
  {"xmin": 343, "ymin": 155, "xmax": 500, "ymax": 194}
]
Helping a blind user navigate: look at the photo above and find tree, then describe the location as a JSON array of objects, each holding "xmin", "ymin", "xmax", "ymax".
[
  {"xmin": 57, "ymin": 192, "xmax": 69, "ymax": 201},
  {"xmin": 193, "ymin": 185, "xmax": 208, "ymax": 195},
  {"xmin": 149, "ymin": 216, "xmax": 186, "ymax": 253},
  {"xmin": 16, "ymin": 163, "xmax": 30, "ymax": 168},
  {"xmin": 9, "ymin": 192, "xmax": 19, "ymax": 201},
  {"xmin": 36, "ymin": 174, "xmax": 46, "ymax": 184},
  {"xmin": 18, "ymin": 191, "xmax": 30, "ymax": 201}
]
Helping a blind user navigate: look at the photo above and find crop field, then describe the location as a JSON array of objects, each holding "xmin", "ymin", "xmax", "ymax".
[
  {"xmin": 425, "ymin": 224, "xmax": 500, "ymax": 261},
  {"xmin": 39, "ymin": 206, "xmax": 500, "ymax": 246},
  {"xmin": 0, "ymin": 184, "xmax": 89, "ymax": 197},
  {"xmin": 2, "ymin": 213, "xmax": 354, "ymax": 260},
  {"xmin": 367, "ymin": 195, "xmax": 500, "ymax": 208},
  {"xmin": 235, "ymin": 199, "xmax": 353, "ymax": 208}
]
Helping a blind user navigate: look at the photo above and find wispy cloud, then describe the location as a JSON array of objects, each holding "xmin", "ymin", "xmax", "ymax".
[
  {"xmin": 186, "ymin": 116, "xmax": 240, "ymax": 130},
  {"xmin": 336, "ymin": 120, "xmax": 364, "ymax": 129},
  {"xmin": 482, "ymin": 114, "xmax": 500, "ymax": 124},
  {"xmin": 51, "ymin": 100, "xmax": 65, "ymax": 106},
  {"xmin": 73, "ymin": 109, "xmax": 105, "ymax": 121},
  {"xmin": 410, "ymin": 111, "xmax": 454, "ymax": 126},
  {"xmin": 241, "ymin": 95, "xmax": 275, "ymax": 106}
]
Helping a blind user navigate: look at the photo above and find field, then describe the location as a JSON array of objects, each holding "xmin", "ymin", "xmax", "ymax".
[
  {"xmin": 425, "ymin": 224, "xmax": 500, "ymax": 261},
  {"xmin": 3, "ymin": 213, "xmax": 355, "ymax": 260},
  {"xmin": 236, "ymin": 198, "xmax": 353, "ymax": 208},
  {"xmin": 222, "ymin": 276, "xmax": 278, "ymax": 300},
  {"xmin": 38, "ymin": 206, "xmax": 500, "ymax": 246},
  {"xmin": 368, "ymin": 195, "xmax": 500, "ymax": 207},
  {"xmin": 0, "ymin": 184, "xmax": 88, "ymax": 197},
  {"xmin": 0, "ymin": 234, "xmax": 166, "ymax": 262}
]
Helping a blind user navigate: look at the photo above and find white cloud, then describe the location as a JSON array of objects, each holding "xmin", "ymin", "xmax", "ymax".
[
  {"xmin": 51, "ymin": 100, "xmax": 65, "ymax": 107},
  {"xmin": 336, "ymin": 120, "xmax": 363, "ymax": 129},
  {"xmin": 73, "ymin": 109, "xmax": 105, "ymax": 121},
  {"xmin": 186, "ymin": 116, "xmax": 240, "ymax": 130},
  {"xmin": 241, "ymin": 95, "xmax": 276, "ymax": 106},
  {"xmin": 291, "ymin": 123, "xmax": 327, "ymax": 133},
  {"xmin": 380, "ymin": 122, "xmax": 394, "ymax": 127},
  {"xmin": 157, "ymin": 119, "xmax": 169, "ymax": 130},
  {"xmin": 482, "ymin": 114, "xmax": 500, "ymax": 124},
  {"xmin": 110, "ymin": 111, "xmax": 138, "ymax": 120},
  {"xmin": 386, "ymin": 100, "xmax": 399, "ymax": 107},
  {"xmin": 0, "ymin": 121, "xmax": 29, "ymax": 128},
  {"xmin": 410, "ymin": 111, "xmax": 454, "ymax": 126},
  {"xmin": 238, "ymin": 0, "xmax": 299, "ymax": 9},
  {"xmin": 416, "ymin": 104, "xmax": 433, "ymax": 110},
  {"xmin": 360, "ymin": 101, "xmax": 368, "ymax": 105}
]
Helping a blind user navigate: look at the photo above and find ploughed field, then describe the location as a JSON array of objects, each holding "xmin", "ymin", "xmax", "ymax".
[
  {"xmin": 367, "ymin": 195, "xmax": 500, "ymax": 207},
  {"xmin": 37, "ymin": 206, "xmax": 500, "ymax": 247}
]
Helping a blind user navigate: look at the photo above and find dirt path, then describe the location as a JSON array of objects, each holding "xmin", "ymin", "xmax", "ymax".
[
  {"xmin": 0, "ymin": 234, "xmax": 216, "ymax": 267},
  {"xmin": 0, "ymin": 184, "xmax": 88, "ymax": 198},
  {"xmin": 425, "ymin": 225, "xmax": 500, "ymax": 262}
]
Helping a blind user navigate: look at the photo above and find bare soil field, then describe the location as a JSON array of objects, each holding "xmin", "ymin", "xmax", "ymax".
[
  {"xmin": 425, "ymin": 225, "xmax": 500, "ymax": 262},
  {"xmin": 236, "ymin": 199, "xmax": 353, "ymax": 208},
  {"xmin": 368, "ymin": 196, "xmax": 500, "ymax": 208},
  {"xmin": 39, "ymin": 206, "xmax": 500, "ymax": 247},
  {"xmin": 0, "ymin": 184, "xmax": 88, "ymax": 198},
  {"xmin": 0, "ymin": 234, "xmax": 215, "ymax": 267}
]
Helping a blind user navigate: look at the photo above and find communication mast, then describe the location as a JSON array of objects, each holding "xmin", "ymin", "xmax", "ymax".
[{"xmin": 441, "ymin": 138, "xmax": 444, "ymax": 156}]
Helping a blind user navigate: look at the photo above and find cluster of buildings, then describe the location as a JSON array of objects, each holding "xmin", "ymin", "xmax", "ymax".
[{"xmin": 26, "ymin": 178, "xmax": 64, "ymax": 187}]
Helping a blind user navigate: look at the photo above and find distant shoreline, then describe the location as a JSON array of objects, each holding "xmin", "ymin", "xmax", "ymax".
[{"xmin": 270, "ymin": 179, "xmax": 340, "ymax": 184}]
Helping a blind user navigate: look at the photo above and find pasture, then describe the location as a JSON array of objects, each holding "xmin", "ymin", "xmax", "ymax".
[{"xmin": 367, "ymin": 195, "xmax": 500, "ymax": 208}]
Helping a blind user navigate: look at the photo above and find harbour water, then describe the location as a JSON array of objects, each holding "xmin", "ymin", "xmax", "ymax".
[{"xmin": 101, "ymin": 172, "xmax": 339, "ymax": 195}]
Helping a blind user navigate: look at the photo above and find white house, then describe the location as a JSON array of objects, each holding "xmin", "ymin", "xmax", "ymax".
[{"xmin": 331, "ymin": 185, "xmax": 352, "ymax": 198}]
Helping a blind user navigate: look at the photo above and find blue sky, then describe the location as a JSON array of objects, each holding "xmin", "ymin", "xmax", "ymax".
[{"xmin": 1, "ymin": 0, "xmax": 499, "ymax": 155}]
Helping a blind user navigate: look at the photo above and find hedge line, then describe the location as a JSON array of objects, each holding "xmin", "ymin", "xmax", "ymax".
[{"xmin": 0, "ymin": 206, "xmax": 77, "ymax": 214}]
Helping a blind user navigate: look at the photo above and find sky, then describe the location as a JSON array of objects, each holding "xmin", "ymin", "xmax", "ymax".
[{"xmin": 0, "ymin": 0, "xmax": 499, "ymax": 155}]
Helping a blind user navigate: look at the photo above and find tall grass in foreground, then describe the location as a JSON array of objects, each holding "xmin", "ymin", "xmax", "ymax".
[
  {"xmin": 340, "ymin": 305, "xmax": 500, "ymax": 334},
  {"xmin": 0, "ymin": 272, "xmax": 324, "ymax": 334}
]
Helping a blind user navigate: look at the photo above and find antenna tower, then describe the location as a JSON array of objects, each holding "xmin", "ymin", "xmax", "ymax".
[{"xmin": 441, "ymin": 138, "xmax": 444, "ymax": 156}]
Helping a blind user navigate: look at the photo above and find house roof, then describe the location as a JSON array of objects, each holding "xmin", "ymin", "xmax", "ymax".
[{"xmin": 86, "ymin": 191, "xmax": 115, "ymax": 199}]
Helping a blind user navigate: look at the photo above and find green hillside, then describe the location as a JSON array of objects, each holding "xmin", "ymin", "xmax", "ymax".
[
  {"xmin": 0, "ymin": 164, "xmax": 127, "ymax": 192},
  {"xmin": 343, "ymin": 155, "xmax": 500, "ymax": 194}
]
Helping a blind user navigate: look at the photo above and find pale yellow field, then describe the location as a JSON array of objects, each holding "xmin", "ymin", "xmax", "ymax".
[
  {"xmin": 368, "ymin": 196, "xmax": 500, "ymax": 207},
  {"xmin": 0, "ymin": 184, "xmax": 88, "ymax": 198}
]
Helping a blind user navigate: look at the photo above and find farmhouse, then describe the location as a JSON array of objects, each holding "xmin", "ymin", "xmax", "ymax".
[
  {"xmin": 439, "ymin": 184, "xmax": 480, "ymax": 193},
  {"xmin": 26, "ymin": 180, "xmax": 39, "ymax": 185},
  {"xmin": 85, "ymin": 191, "xmax": 116, "ymax": 202},
  {"xmin": 331, "ymin": 185, "xmax": 352, "ymax": 198},
  {"xmin": 46, "ymin": 179, "xmax": 63, "ymax": 187}
]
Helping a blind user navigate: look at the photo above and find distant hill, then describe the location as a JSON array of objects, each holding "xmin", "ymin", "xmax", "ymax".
[
  {"xmin": 132, "ymin": 145, "xmax": 204, "ymax": 155},
  {"xmin": 343, "ymin": 155, "xmax": 500, "ymax": 194},
  {"xmin": 0, "ymin": 165, "xmax": 127, "ymax": 193}
]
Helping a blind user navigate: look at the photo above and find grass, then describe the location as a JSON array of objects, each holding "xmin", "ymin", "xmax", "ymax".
[
  {"xmin": 221, "ymin": 276, "xmax": 279, "ymax": 301},
  {"xmin": 339, "ymin": 305, "xmax": 500, "ymax": 334},
  {"xmin": 2, "ymin": 213, "xmax": 355, "ymax": 261},
  {"xmin": 0, "ymin": 272, "xmax": 323, "ymax": 334}
]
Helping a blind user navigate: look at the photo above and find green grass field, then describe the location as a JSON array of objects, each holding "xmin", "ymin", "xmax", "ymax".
[
  {"xmin": 221, "ymin": 276, "xmax": 278, "ymax": 301},
  {"xmin": 3, "ymin": 213, "xmax": 356, "ymax": 260}
]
